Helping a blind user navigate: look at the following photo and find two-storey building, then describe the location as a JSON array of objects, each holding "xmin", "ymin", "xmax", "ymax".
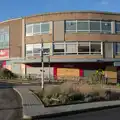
[{"xmin": 1, "ymin": 11, "xmax": 120, "ymax": 82}]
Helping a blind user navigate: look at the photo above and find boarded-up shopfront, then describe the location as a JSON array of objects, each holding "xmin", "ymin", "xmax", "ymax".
[{"xmin": 105, "ymin": 66, "xmax": 117, "ymax": 83}]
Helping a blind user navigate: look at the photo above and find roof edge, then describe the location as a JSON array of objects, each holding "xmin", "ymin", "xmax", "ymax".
[
  {"xmin": 24, "ymin": 10, "xmax": 120, "ymax": 19},
  {"xmin": 0, "ymin": 17, "xmax": 22, "ymax": 24},
  {"xmin": 1, "ymin": 10, "xmax": 120, "ymax": 23}
]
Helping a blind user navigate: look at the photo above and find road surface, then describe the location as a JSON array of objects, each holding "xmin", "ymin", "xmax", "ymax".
[{"xmin": 36, "ymin": 107, "xmax": 120, "ymax": 120}]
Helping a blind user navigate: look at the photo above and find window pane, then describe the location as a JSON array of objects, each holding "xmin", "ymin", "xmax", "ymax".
[
  {"xmin": 26, "ymin": 44, "xmax": 33, "ymax": 56},
  {"xmin": 33, "ymin": 44, "xmax": 41, "ymax": 55},
  {"xmin": 43, "ymin": 43, "xmax": 50, "ymax": 55},
  {"xmin": 3, "ymin": 42, "xmax": 9, "ymax": 48},
  {"xmin": 116, "ymin": 22, "xmax": 120, "ymax": 33},
  {"xmin": 66, "ymin": 43, "xmax": 77, "ymax": 54},
  {"xmin": 26, "ymin": 24, "xmax": 33, "ymax": 35},
  {"xmin": 65, "ymin": 21, "xmax": 76, "ymax": 32},
  {"xmin": 78, "ymin": 42, "xmax": 89, "ymax": 54},
  {"xmin": 0, "ymin": 42, "xmax": 3, "ymax": 49},
  {"xmin": 0, "ymin": 34, "xmax": 4, "ymax": 42},
  {"xmin": 53, "ymin": 44, "xmax": 64, "ymax": 55},
  {"xmin": 91, "ymin": 43, "xmax": 101, "ymax": 54},
  {"xmin": 90, "ymin": 21, "xmax": 100, "ymax": 31},
  {"xmin": 79, "ymin": 42, "xmax": 89, "ymax": 46},
  {"xmin": 116, "ymin": 43, "xmax": 120, "ymax": 54},
  {"xmin": 4, "ymin": 33, "xmax": 9, "ymax": 42},
  {"xmin": 101, "ymin": 21, "xmax": 111, "ymax": 33},
  {"xmin": 54, "ymin": 44, "xmax": 64, "ymax": 49},
  {"xmin": 41, "ymin": 23, "xmax": 49, "ymax": 33},
  {"xmin": 77, "ymin": 21, "xmax": 89, "ymax": 31},
  {"xmin": 33, "ymin": 24, "xmax": 40, "ymax": 34}
]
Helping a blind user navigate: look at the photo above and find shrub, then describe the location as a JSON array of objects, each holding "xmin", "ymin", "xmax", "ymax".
[
  {"xmin": 0, "ymin": 68, "xmax": 18, "ymax": 79},
  {"xmin": 34, "ymin": 81, "xmax": 120, "ymax": 106},
  {"xmin": 68, "ymin": 92, "xmax": 84, "ymax": 101},
  {"xmin": 43, "ymin": 85, "xmax": 61, "ymax": 98}
]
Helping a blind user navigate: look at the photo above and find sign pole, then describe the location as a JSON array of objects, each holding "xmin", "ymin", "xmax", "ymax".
[{"xmin": 41, "ymin": 38, "xmax": 44, "ymax": 89}]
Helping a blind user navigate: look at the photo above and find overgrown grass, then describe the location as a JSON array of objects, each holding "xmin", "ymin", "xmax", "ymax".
[{"xmin": 33, "ymin": 81, "xmax": 120, "ymax": 107}]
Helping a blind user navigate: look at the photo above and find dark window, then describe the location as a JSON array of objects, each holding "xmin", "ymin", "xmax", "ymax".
[
  {"xmin": 90, "ymin": 21, "xmax": 100, "ymax": 32},
  {"xmin": 77, "ymin": 21, "xmax": 89, "ymax": 31},
  {"xmin": 116, "ymin": 22, "xmax": 120, "ymax": 33},
  {"xmin": 78, "ymin": 42, "xmax": 89, "ymax": 54},
  {"xmin": 101, "ymin": 21, "xmax": 111, "ymax": 33},
  {"xmin": 53, "ymin": 44, "xmax": 64, "ymax": 55},
  {"xmin": 91, "ymin": 42, "xmax": 101, "ymax": 54},
  {"xmin": 116, "ymin": 43, "xmax": 120, "ymax": 55}
]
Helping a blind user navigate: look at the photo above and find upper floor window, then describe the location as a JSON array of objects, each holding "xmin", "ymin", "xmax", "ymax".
[
  {"xmin": 53, "ymin": 43, "xmax": 65, "ymax": 55},
  {"xmin": 66, "ymin": 21, "xmax": 76, "ymax": 32},
  {"xmin": 101, "ymin": 21, "xmax": 111, "ymax": 33},
  {"xmin": 115, "ymin": 22, "xmax": 120, "ymax": 34},
  {"xmin": 26, "ymin": 43, "xmax": 52, "ymax": 57},
  {"xmin": 52, "ymin": 41, "xmax": 102, "ymax": 55},
  {"xmin": 0, "ymin": 27, "xmax": 9, "ymax": 49},
  {"xmin": 90, "ymin": 21, "xmax": 100, "ymax": 32},
  {"xmin": 41, "ymin": 23, "xmax": 50, "ymax": 34},
  {"xmin": 115, "ymin": 42, "xmax": 120, "ymax": 55},
  {"xmin": 26, "ymin": 22, "xmax": 50, "ymax": 36},
  {"xmin": 66, "ymin": 42, "xmax": 78, "ymax": 54},
  {"xmin": 65, "ymin": 20, "xmax": 112, "ymax": 34},
  {"xmin": 77, "ymin": 21, "xmax": 89, "ymax": 32}
]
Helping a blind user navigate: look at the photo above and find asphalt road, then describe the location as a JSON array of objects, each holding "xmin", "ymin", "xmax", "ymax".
[{"xmin": 36, "ymin": 107, "xmax": 120, "ymax": 120}]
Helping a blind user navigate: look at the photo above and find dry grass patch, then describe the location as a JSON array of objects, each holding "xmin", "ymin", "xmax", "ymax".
[{"xmin": 33, "ymin": 82, "xmax": 120, "ymax": 107}]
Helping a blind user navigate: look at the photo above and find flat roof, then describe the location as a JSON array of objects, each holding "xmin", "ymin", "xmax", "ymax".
[
  {"xmin": 1, "ymin": 10, "xmax": 120, "ymax": 23},
  {"xmin": 24, "ymin": 10, "xmax": 120, "ymax": 19}
]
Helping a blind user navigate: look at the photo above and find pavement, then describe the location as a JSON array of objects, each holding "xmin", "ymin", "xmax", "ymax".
[
  {"xmin": 14, "ymin": 86, "xmax": 120, "ymax": 119},
  {"xmin": 14, "ymin": 86, "xmax": 44, "ymax": 119}
]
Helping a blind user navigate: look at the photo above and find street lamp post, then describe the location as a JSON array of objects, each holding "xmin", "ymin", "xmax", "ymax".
[{"xmin": 41, "ymin": 38, "xmax": 44, "ymax": 89}]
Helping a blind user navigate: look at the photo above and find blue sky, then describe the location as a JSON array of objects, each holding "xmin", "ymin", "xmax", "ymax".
[{"xmin": 0, "ymin": 0, "xmax": 120, "ymax": 21}]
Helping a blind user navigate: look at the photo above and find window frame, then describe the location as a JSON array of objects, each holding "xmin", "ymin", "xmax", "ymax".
[
  {"xmin": 0, "ymin": 27, "xmax": 9, "ymax": 49},
  {"xmin": 77, "ymin": 20, "xmax": 89, "ymax": 32},
  {"xmin": 65, "ymin": 20, "xmax": 77, "ymax": 32},
  {"xmin": 53, "ymin": 42, "xmax": 65, "ymax": 55},
  {"xmin": 26, "ymin": 24, "xmax": 33, "ymax": 36},
  {"xmin": 89, "ymin": 20, "xmax": 101, "ymax": 32},
  {"xmin": 26, "ymin": 44, "xmax": 34, "ymax": 57},
  {"xmin": 78, "ymin": 41, "xmax": 90, "ymax": 54},
  {"xmin": 65, "ymin": 42, "xmax": 78, "ymax": 55},
  {"xmin": 33, "ymin": 23, "xmax": 41, "ymax": 35},
  {"xmin": 115, "ymin": 22, "xmax": 120, "ymax": 34},
  {"xmin": 101, "ymin": 21, "xmax": 112, "ymax": 33},
  {"xmin": 116, "ymin": 42, "xmax": 120, "ymax": 55},
  {"xmin": 40, "ymin": 22, "xmax": 50, "ymax": 34},
  {"xmin": 90, "ymin": 42, "xmax": 102, "ymax": 55}
]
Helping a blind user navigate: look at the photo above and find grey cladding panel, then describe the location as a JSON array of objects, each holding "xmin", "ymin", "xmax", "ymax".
[{"xmin": 54, "ymin": 21, "xmax": 64, "ymax": 41}]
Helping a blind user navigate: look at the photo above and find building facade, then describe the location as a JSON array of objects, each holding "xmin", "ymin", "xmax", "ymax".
[{"xmin": 1, "ymin": 11, "xmax": 120, "ymax": 82}]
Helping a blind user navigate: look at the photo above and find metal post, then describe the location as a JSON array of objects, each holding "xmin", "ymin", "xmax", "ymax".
[
  {"xmin": 41, "ymin": 38, "xmax": 44, "ymax": 89},
  {"xmin": 48, "ymin": 56, "xmax": 50, "ymax": 82}
]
